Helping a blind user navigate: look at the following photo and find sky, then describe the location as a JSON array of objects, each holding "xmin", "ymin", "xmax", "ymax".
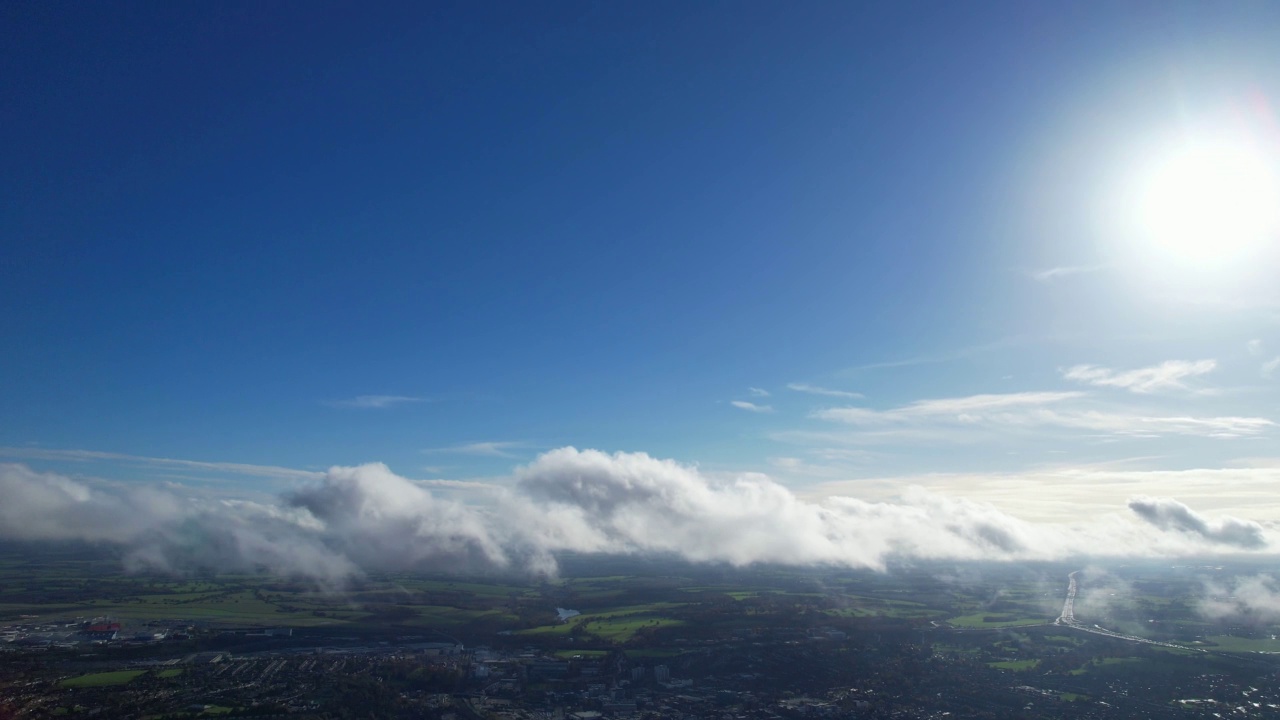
[{"xmin": 4, "ymin": 2, "xmax": 1280, "ymax": 577}]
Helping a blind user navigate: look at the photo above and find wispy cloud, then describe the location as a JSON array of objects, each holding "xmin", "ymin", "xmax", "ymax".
[
  {"xmin": 810, "ymin": 390, "xmax": 1271, "ymax": 440},
  {"xmin": 1029, "ymin": 264, "xmax": 1105, "ymax": 282},
  {"xmin": 766, "ymin": 456, "xmax": 850, "ymax": 479},
  {"xmin": 1263, "ymin": 357, "xmax": 1280, "ymax": 379},
  {"xmin": 1200, "ymin": 575, "xmax": 1280, "ymax": 622},
  {"xmin": 787, "ymin": 382, "xmax": 864, "ymax": 399},
  {"xmin": 422, "ymin": 441, "xmax": 531, "ymax": 459},
  {"xmin": 814, "ymin": 391, "xmax": 1083, "ymax": 424},
  {"xmin": 1062, "ymin": 360, "xmax": 1216, "ymax": 393},
  {"xmin": 843, "ymin": 335, "xmax": 1038, "ymax": 373},
  {"xmin": 748, "ymin": 387, "xmax": 770, "ymax": 397},
  {"xmin": 324, "ymin": 395, "xmax": 426, "ymax": 409},
  {"xmin": 804, "ymin": 463, "xmax": 1280, "ymax": 524},
  {"xmin": 1049, "ymin": 411, "xmax": 1272, "ymax": 438},
  {"xmin": 0, "ymin": 447, "xmax": 320, "ymax": 481},
  {"xmin": 415, "ymin": 477, "xmax": 504, "ymax": 492},
  {"xmin": 731, "ymin": 400, "xmax": 774, "ymax": 414}
]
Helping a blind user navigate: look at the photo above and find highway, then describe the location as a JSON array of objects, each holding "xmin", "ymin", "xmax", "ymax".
[{"xmin": 1055, "ymin": 570, "xmax": 1203, "ymax": 652}]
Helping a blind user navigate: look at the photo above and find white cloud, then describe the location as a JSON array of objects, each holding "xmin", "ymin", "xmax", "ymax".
[
  {"xmin": 1042, "ymin": 409, "xmax": 1271, "ymax": 438},
  {"xmin": 842, "ymin": 335, "xmax": 1036, "ymax": 373},
  {"xmin": 787, "ymin": 382, "xmax": 864, "ymax": 399},
  {"xmin": 3, "ymin": 449, "xmax": 1277, "ymax": 581},
  {"xmin": 731, "ymin": 400, "xmax": 774, "ymax": 413},
  {"xmin": 1030, "ymin": 264, "xmax": 1104, "ymax": 282},
  {"xmin": 1200, "ymin": 575, "xmax": 1280, "ymax": 622},
  {"xmin": 0, "ymin": 447, "xmax": 320, "ymax": 481},
  {"xmin": 1263, "ymin": 356, "xmax": 1280, "ymax": 378},
  {"xmin": 810, "ymin": 390, "xmax": 1270, "ymax": 440},
  {"xmin": 1127, "ymin": 496, "xmax": 1266, "ymax": 548},
  {"xmin": 1247, "ymin": 339, "xmax": 1264, "ymax": 356},
  {"xmin": 805, "ymin": 463, "xmax": 1280, "ymax": 525},
  {"xmin": 423, "ymin": 441, "xmax": 530, "ymax": 458},
  {"xmin": 766, "ymin": 456, "xmax": 847, "ymax": 479},
  {"xmin": 748, "ymin": 387, "xmax": 770, "ymax": 397},
  {"xmin": 814, "ymin": 391, "xmax": 1082, "ymax": 424},
  {"xmin": 1062, "ymin": 359, "xmax": 1216, "ymax": 393},
  {"xmin": 324, "ymin": 395, "xmax": 426, "ymax": 409}
]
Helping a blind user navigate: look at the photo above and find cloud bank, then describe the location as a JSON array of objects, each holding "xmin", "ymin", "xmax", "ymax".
[{"xmin": 0, "ymin": 449, "xmax": 1274, "ymax": 582}]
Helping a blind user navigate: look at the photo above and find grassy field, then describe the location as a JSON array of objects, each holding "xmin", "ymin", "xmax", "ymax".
[
  {"xmin": 583, "ymin": 616, "xmax": 684, "ymax": 642},
  {"xmin": 517, "ymin": 602, "xmax": 687, "ymax": 643},
  {"xmin": 553, "ymin": 649, "xmax": 609, "ymax": 658},
  {"xmin": 1070, "ymin": 657, "xmax": 1144, "ymax": 675},
  {"xmin": 948, "ymin": 613, "xmax": 1047, "ymax": 628},
  {"xmin": 987, "ymin": 659, "xmax": 1040, "ymax": 671},
  {"xmin": 824, "ymin": 607, "xmax": 876, "ymax": 618},
  {"xmin": 60, "ymin": 670, "xmax": 147, "ymax": 688},
  {"xmin": 1202, "ymin": 635, "xmax": 1280, "ymax": 653}
]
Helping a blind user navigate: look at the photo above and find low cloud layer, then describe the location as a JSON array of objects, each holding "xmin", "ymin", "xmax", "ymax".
[
  {"xmin": 1127, "ymin": 496, "xmax": 1267, "ymax": 549},
  {"xmin": 0, "ymin": 449, "xmax": 1274, "ymax": 582},
  {"xmin": 1200, "ymin": 575, "xmax": 1280, "ymax": 622}
]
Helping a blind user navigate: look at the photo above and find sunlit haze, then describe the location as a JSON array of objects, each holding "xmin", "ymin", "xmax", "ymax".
[{"xmin": 1130, "ymin": 131, "xmax": 1280, "ymax": 265}]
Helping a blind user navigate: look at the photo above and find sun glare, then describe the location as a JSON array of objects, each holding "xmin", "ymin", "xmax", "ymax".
[{"xmin": 1133, "ymin": 136, "xmax": 1280, "ymax": 264}]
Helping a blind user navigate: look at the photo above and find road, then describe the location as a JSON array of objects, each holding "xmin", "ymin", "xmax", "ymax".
[
  {"xmin": 1057, "ymin": 571, "xmax": 1078, "ymax": 625},
  {"xmin": 1055, "ymin": 570, "xmax": 1202, "ymax": 652}
]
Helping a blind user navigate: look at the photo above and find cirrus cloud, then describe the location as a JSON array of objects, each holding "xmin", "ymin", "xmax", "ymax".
[{"xmin": 1062, "ymin": 359, "xmax": 1216, "ymax": 393}]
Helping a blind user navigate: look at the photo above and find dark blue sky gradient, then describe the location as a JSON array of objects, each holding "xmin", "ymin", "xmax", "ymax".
[{"xmin": 4, "ymin": 1, "xmax": 1279, "ymax": 478}]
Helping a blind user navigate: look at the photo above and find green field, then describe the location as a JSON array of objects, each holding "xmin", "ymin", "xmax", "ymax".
[
  {"xmin": 1070, "ymin": 657, "xmax": 1144, "ymax": 675},
  {"xmin": 583, "ymin": 615, "xmax": 684, "ymax": 642},
  {"xmin": 948, "ymin": 613, "xmax": 1047, "ymax": 628},
  {"xmin": 987, "ymin": 659, "xmax": 1040, "ymax": 671},
  {"xmin": 1202, "ymin": 635, "xmax": 1280, "ymax": 653},
  {"xmin": 553, "ymin": 649, "xmax": 609, "ymax": 658},
  {"xmin": 518, "ymin": 602, "xmax": 686, "ymax": 643},
  {"xmin": 60, "ymin": 670, "xmax": 147, "ymax": 688}
]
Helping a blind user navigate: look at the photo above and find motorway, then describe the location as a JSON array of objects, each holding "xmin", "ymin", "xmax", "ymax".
[{"xmin": 1055, "ymin": 570, "xmax": 1203, "ymax": 652}]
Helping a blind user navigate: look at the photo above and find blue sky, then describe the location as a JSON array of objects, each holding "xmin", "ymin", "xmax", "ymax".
[{"xmin": 4, "ymin": 1, "xmax": 1280, "ymax": 536}]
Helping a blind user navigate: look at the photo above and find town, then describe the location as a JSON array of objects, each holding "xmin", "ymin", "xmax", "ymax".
[{"xmin": 3, "ymin": 548, "xmax": 1280, "ymax": 719}]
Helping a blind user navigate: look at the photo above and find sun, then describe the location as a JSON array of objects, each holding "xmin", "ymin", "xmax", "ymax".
[{"xmin": 1132, "ymin": 136, "xmax": 1280, "ymax": 264}]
